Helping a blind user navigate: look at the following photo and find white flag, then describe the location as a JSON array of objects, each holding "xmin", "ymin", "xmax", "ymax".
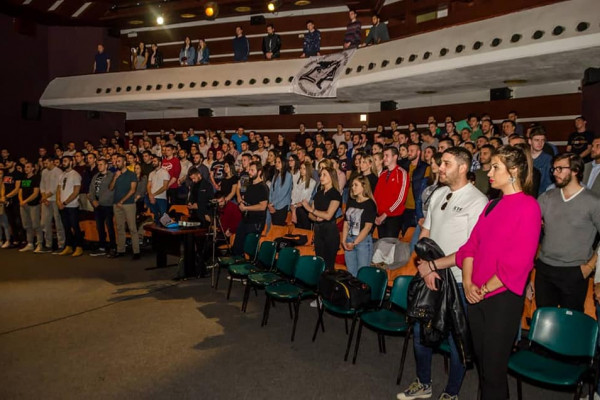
[{"xmin": 292, "ymin": 49, "xmax": 356, "ymax": 98}]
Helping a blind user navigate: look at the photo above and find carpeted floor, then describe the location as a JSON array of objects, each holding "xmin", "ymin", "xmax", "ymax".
[{"xmin": 0, "ymin": 248, "xmax": 586, "ymax": 399}]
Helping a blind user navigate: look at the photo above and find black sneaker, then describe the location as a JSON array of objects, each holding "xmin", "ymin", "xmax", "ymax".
[
  {"xmin": 132, "ymin": 253, "xmax": 140, "ymax": 260},
  {"xmin": 107, "ymin": 252, "xmax": 125, "ymax": 258}
]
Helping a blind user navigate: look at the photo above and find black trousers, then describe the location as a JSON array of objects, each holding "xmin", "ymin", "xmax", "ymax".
[
  {"xmin": 59, "ymin": 207, "xmax": 84, "ymax": 248},
  {"xmin": 271, "ymin": 207, "xmax": 288, "ymax": 226},
  {"xmin": 534, "ymin": 259, "xmax": 588, "ymax": 312},
  {"xmin": 94, "ymin": 205, "xmax": 116, "ymax": 250},
  {"xmin": 295, "ymin": 207, "xmax": 312, "ymax": 230},
  {"xmin": 399, "ymin": 208, "xmax": 416, "ymax": 237},
  {"xmin": 377, "ymin": 214, "xmax": 402, "ymax": 239},
  {"xmin": 314, "ymin": 222, "xmax": 339, "ymax": 271},
  {"xmin": 232, "ymin": 221, "xmax": 264, "ymax": 256},
  {"xmin": 468, "ymin": 291, "xmax": 524, "ymax": 400}
]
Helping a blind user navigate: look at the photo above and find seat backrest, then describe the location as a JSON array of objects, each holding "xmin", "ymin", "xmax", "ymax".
[
  {"xmin": 256, "ymin": 241, "xmax": 277, "ymax": 269},
  {"xmin": 294, "ymin": 256, "xmax": 326, "ymax": 288},
  {"xmin": 389, "ymin": 275, "xmax": 414, "ymax": 310},
  {"xmin": 357, "ymin": 266, "xmax": 389, "ymax": 305},
  {"xmin": 276, "ymin": 247, "xmax": 300, "ymax": 277},
  {"xmin": 243, "ymin": 233, "xmax": 261, "ymax": 259},
  {"xmin": 529, "ymin": 307, "xmax": 598, "ymax": 358}
]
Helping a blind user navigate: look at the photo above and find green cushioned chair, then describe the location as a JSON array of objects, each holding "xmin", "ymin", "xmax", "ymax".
[
  {"xmin": 352, "ymin": 275, "xmax": 414, "ymax": 385},
  {"xmin": 312, "ymin": 266, "xmax": 389, "ymax": 362},
  {"xmin": 226, "ymin": 241, "xmax": 277, "ymax": 303},
  {"xmin": 508, "ymin": 307, "xmax": 598, "ymax": 400},
  {"xmin": 214, "ymin": 233, "xmax": 260, "ymax": 290},
  {"xmin": 243, "ymin": 247, "xmax": 300, "ymax": 312},
  {"xmin": 261, "ymin": 256, "xmax": 326, "ymax": 342}
]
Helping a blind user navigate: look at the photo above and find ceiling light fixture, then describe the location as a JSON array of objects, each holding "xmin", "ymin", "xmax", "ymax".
[
  {"xmin": 71, "ymin": 2, "xmax": 92, "ymax": 18},
  {"xmin": 295, "ymin": 0, "xmax": 311, "ymax": 5},
  {"xmin": 128, "ymin": 20, "xmax": 144, "ymax": 25},
  {"xmin": 235, "ymin": 6, "xmax": 251, "ymax": 12},
  {"xmin": 180, "ymin": 13, "xmax": 196, "ymax": 18},
  {"xmin": 204, "ymin": 2, "xmax": 218, "ymax": 19},
  {"xmin": 267, "ymin": 0, "xmax": 280, "ymax": 12},
  {"xmin": 156, "ymin": 15, "xmax": 164, "ymax": 25}
]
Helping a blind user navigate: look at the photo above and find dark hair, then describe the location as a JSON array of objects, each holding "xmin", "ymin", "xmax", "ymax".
[
  {"xmin": 444, "ymin": 146, "xmax": 472, "ymax": 169},
  {"xmin": 490, "ymin": 137, "xmax": 503, "ymax": 147},
  {"xmin": 432, "ymin": 152, "xmax": 443, "ymax": 167},
  {"xmin": 306, "ymin": 20, "xmax": 314, "ymax": 25},
  {"xmin": 480, "ymin": 144, "xmax": 496, "ymax": 153},
  {"xmin": 288, "ymin": 154, "xmax": 300, "ymax": 174},
  {"xmin": 188, "ymin": 167, "xmax": 201, "ymax": 176},
  {"xmin": 552, "ymin": 152, "xmax": 584, "ymax": 182},
  {"xmin": 383, "ymin": 146, "xmax": 399, "ymax": 157},
  {"xmin": 502, "ymin": 119, "xmax": 516, "ymax": 128},
  {"xmin": 348, "ymin": 8, "xmax": 357, "ymax": 14},
  {"xmin": 529, "ymin": 126, "xmax": 547, "ymax": 138},
  {"xmin": 267, "ymin": 23, "xmax": 274, "ymax": 29},
  {"xmin": 495, "ymin": 145, "xmax": 534, "ymax": 195}
]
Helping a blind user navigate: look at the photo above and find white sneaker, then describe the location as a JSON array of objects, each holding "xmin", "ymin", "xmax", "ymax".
[
  {"xmin": 310, "ymin": 299, "xmax": 318, "ymax": 308},
  {"xmin": 1, "ymin": 241, "xmax": 10, "ymax": 249},
  {"xmin": 397, "ymin": 379, "xmax": 432, "ymax": 400},
  {"xmin": 19, "ymin": 243, "xmax": 35, "ymax": 252},
  {"xmin": 34, "ymin": 244, "xmax": 43, "ymax": 253}
]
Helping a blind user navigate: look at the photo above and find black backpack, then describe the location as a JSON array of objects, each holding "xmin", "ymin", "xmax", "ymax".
[{"xmin": 318, "ymin": 269, "xmax": 371, "ymax": 309}]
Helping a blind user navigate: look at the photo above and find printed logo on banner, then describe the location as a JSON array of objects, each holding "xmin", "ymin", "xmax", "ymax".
[{"xmin": 292, "ymin": 49, "xmax": 356, "ymax": 98}]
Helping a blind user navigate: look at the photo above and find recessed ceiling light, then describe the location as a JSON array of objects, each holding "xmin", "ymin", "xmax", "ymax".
[
  {"xmin": 156, "ymin": 16, "xmax": 164, "ymax": 25},
  {"xmin": 295, "ymin": 0, "xmax": 311, "ymax": 5},
  {"xmin": 128, "ymin": 20, "xmax": 144, "ymax": 25},
  {"xmin": 180, "ymin": 13, "xmax": 196, "ymax": 18},
  {"xmin": 416, "ymin": 90, "xmax": 437, "ymax": 94},
  {"xmin": 503, "ymin": 79, "xmax": 528, "ymax": 85},
  {"xmin": 235, "ymin": 6, "xmax": 251, "ymax": 12}
]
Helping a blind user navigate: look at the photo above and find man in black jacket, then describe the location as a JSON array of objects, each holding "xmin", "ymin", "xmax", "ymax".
[
  {"xmin": 262, "ymin": 24, "xmax": 281, "ymax": 60},
  {"xmin": 187, "ymin": 167, "xmax": 214, "ymax": 226}
]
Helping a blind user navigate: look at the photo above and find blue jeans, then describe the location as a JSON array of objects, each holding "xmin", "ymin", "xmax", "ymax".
[
  {"xmin": 344, "ymin": 234, "xmax": 373, "ymax": 277},
  {"xmin": 413, "ymin": 283, "xmax": 466, "ymax": 396},
  {"xmin": 147, "ymin": 197, "xmax": 168, "ymax": 224},
  {"xmin": 596, "ymin": 302, "xmax": 600, "ymax": 395},
  {"xmin": 409, "ymin": 224, "xmax": 422, "ymax": 255}
]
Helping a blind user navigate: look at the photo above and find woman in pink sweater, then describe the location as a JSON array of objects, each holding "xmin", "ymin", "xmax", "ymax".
[{"xmin": 418, "ymin": 146, "xmax": 541, "ymax": 400}]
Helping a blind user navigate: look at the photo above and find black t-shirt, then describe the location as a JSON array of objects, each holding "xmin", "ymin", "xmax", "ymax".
[
  {"xmin": 220, "ymin": 175, "xmax": 238, "ymax": 197},
  {"xmin": 242, "ymin": 181, "xmax": 269, "ymax": 224},
  {"xmin": 3, "ymin": 170, "xmax": 24, "ymax": 198},
  {"xmin": 189, "ymin": 178, "xmax": 214, "ymax": 224},
  {"xmin": 363, "ymin": 173, "xmax": 379, "ymax": 194},
  {"xmin": 338, "ymin": 157, "xmax": 350, "ymax": 173},
  {"xmin": 211, "ymin": 161, "xmax": 225, "ymax": 183},
  {"xmin": 20, "ymin": 174, "xmax": 41, "ymax": 206},
  {"xmin": 345, "ymin": 198, "xmax": 377, "ymax": 235},
  {"xmin": 238, "ymin": 171, "xmax": 250, "ymax": 195},
  {"xmin": 568, "ymin": 130, "xmax": 594, "ymax": 160},
  {"xmin": 313, "ymin": 187, "xmax": 342, "ymax": 224}
]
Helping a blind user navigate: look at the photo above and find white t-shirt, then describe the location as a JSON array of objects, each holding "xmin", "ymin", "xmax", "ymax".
[
  {"xmin": 59, "ymin": 169, "xmax": 82, "ymax": 208},
  {"xmin": 148, "ymin": 168, "xmax": 170, "ymax": 200},
  {"xmin": 423, "ymin": 183, "xmax": 488, "ymax": 282}
]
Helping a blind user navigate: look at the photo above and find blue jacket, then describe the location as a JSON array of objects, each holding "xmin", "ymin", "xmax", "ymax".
[
  {"xmin": 303, "ymin": 30, "xmax": 321, "ymax": 56},
  {"xmin": 411, "ymin": 160, "xmax": 430, "ymax": 220},
  {"xmin": 233, "ymin": 35, "xmax": 249, "ymax": 61},
  {"xmin": 269, "ymin": 171, "xmax": 292, "ymax": 210},
  {"xmin": 197, "ymin": 47, "xmax": 210, "ymax": 64},
  {"xmin": 534, "ymin": 152, "xmax": 553, "ymax": 196},
  {"xmin": 179, "ymin": 46, "xmax": 196, "ymax": 66}
]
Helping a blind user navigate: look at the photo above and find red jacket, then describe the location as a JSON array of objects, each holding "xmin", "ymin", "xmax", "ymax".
[
  {"xmin": 161, "ymin": 157, "xmax": 181, "ymax": 189},
  {"xmin": 373, "ymin": 166, "xmax": 410, "ymax": 217}
]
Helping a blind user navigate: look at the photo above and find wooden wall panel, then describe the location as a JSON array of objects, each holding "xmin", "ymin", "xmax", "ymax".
[{"xmin": 125, "ymin": 93, "xmax": 581, "ymax": 143}]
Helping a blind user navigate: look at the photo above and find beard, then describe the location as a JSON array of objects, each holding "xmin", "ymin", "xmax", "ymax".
[{"xmin": 555, "ymin": 173, "xmax": 571, "ymax": 188}]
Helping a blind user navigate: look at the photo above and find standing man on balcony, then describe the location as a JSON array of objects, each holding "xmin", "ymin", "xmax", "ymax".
[
  {"xmin": 233, "ymin": 26, "xmax": 250, "ymax": 62},
  {"xmin": 343, "ymin": 9, "xmax": 361, "ymax": 50},
  {"xmin": 93, "ymin": 44, "xmax": 110, "ymax": 73},
  {"xmin": 262, "ymin": 24, "xmax": 281, "ymax": 60},
  {"xmin": 301, "ymin": 20, "xmax": 321, "ymax": 58},
  {"xmin": 362, "ymin": 14, "xmax": 389, "ymax": 46}
]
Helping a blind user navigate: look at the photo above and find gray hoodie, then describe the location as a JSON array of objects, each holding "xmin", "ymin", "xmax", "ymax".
[{"xmin": 87, "ymin": 171, "xmax": 114, "ymax": 206}]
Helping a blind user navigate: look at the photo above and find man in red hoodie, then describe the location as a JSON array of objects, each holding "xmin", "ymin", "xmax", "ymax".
[
  {"xmin": 161, "ymin": 144, "xmax": 181, "ymax": 205},
  {"xmin": 374, "ymin": 146, "xmax": 410, "ymax": 238}
]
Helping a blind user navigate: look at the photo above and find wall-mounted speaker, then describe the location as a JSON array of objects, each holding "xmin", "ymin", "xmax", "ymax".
[
  {"xmin": 583, "ymin": 68, "xmax": 600, "ymax": 87},
  {"xmin": 279, "ymin": 105, "xmax": 295, "ymax": 115},
  {"xmin": 380, "ymin": 100, "xmax": 397, "ymax": 111},
  {"xmin": 250, "ymin": 15, "xmax": 266, "ymax": 25},
  {"xmin": 198, "ymin": 108, "xmax": 213, "ymax": 117},
  {"xmin": 490, "ymin": 87, "xmax": 513, "ymax": 101}
]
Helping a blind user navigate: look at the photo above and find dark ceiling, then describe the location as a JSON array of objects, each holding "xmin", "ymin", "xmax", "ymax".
[{"xmin": 2, "ymin": 0, "xmax": 383, "ymax": 29}]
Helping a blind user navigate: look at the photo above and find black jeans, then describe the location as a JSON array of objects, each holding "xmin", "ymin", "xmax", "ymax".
[
  {"xmin": 468, "ymin": 291, "xmax": 524, "ymax": 400},
  {"xmin": 295, "ymin": 207, "xmax": 312, "ymax": 230},
  {"xmin": 232, "ymin": 221, "xmax": 264, "ymax": 256},
  {"xmin": 399, "ymin": 208, "xmax": 416, "ymax": 237},
  {"xmin": 94, "ymin": 205, "xmax": 116, "ymax": 250},
  {"xmin": 534, "ymin": 259, "xmax": 588, "ymax": 312},
  {"xmin": 60, "ymin": 207, "xmax": 84, "ymax": 248},
  {"xmin": 271, "ymin": 207, "xmax": 288, "ymax": 226},
  {"xmin": 314, "ymin": 222, "xmax": 339, "ymax": 271},
  {"xmin": 377, "ymin": 214, "xmax": 402, "ymax": 238}
]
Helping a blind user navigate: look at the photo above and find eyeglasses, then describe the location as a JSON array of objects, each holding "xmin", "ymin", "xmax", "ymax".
[
  {"xmin": 441, "ymin": 192, "xmax": 453, "ymax": 211},
  {"xmin": 550, "ymin": 166, "xmax": 571, "ymax": 174}
]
